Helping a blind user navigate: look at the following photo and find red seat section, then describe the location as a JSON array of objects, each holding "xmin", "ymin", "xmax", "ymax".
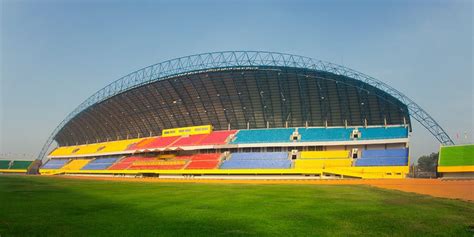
[
  {"xmin": 128, "ymin": 165, "xmax": 184, "ymax": 170},
  {"xmin": 127, "ymin": 130, "xmax": 237, "ymax": 151},
  {"xmin": 138, "ymin": 136, "xmax": 180, "ymax": 150},
  {"xmin": 128, "ymin": 160, "xmax": 186, "ymax": 170},
  {"xmin": 185, "ymin": 160, "xmax": 220, "ymax": 169},
  {"xmin": 108, "ymin": 157, "xmax": 142, "ymax": 170},
  {"xmin": 191, "ymin": 153, "xmax": 221, "ymax": 161},
  {"xmin": 127, "ymin": 138, "xmax": 156, "ymax": 150},
  {"xmin": 109, "ymin": 153, "xmax": 222, "ymax": 170},
  {"xmin": 198, "ymin": 130, "xmax": 237, "ymax": 145},
  {"xmin": 185, "ymin": 153, "xmax": 222, "ymax": 169},
  {"xmin": 173, "ymin": 155, "xmax": 194, "ymax": 160},
  {"xmin": 172, "ymin": 134, "xmax": 209, "ymax": 147}
]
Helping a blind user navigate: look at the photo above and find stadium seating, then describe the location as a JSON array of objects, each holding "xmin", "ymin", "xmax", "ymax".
[
  {"xmin": 61, "ymin": 159, "xmax": 91, "ymax": 170},
  {"xmin": 361, "ymin": 148, "xmax": 408, "ymax": 158},
  {"xmin": 230, "ymin": 152, "xmax": 289, "ymax": 160},
  {"xmin": 0, "ymin": 160, "xmax": 11, "ymax": 169},
  {"xmin": 185, "ymin": 160, "xmax": 220, "ymax": 169},
  {"xmin": 41, "ymin": 159, "xmax": 70, "ymax": 169},
  {"xmin": 198, "ymin": 130, "xmax": 237, "ymax": 145},
  {"xmin": 94, "ymin": 139, "xmax": 143, "ymax": 154},
  {"xmin": 189, "ymin": 153, "xmax": 221, "ymax": 161},
  {"xmin": 131, "ymin": 136, "xmax": 181, "ymax": 150},
  {"xmin": 157, "ymin": 154, "xmax": 176, "ymax": 159},
  {"xmin": 128, "ymin": 160, "xmax": 187, "ymax": 170},
  {"xmin": 108, "ymin": 157, "xmax": 142, "ymax": 170},
  {"xmin": 354, "ymin": 148, "xmax": 409, "ymax": 167},
  {"xmin": 230, "ymin": 129, "xmax": 295, "ymax": 144},
  {"xmin": 9, "ymin": 161, "xmax": 33, "ymax": 170},
  {"xmin": 127, "ymin": 138, "xmax": 155, "ymax": 150},
  {"xmin": 354, "ymin": 157, "xmax": 407, "ymax": 166},
  {"xmin": 49, "ymin": 146, "xmax": 80, "ymax": 157},
  {"xmin": 185, "ymin": 153, "xmax": 221, "ymax": 169},
  {"xmin": 230, "ymin": 126, "xmax": 408, "ymax": 144},
  {"xmin": 81, "ymin": 157, "xmax": 120, "ymax": 170},
  {"xmin": 294, "ymin": 159, "xmax": 352, "ymax": 169},
  {"xmin": 295, "ymin": 150, "xmax": 352, "ymax": 169},
  {"xmin": 108, "ymin": 153, "xmax": 223, "ymax": 170},
  {"xmin": 299, "ymin": 126, "xmax": 408, "ymax": 142},
  {"xmin": 172, "ymin": 134, "xmax": 209, "ymax": 147},
  {"xmin": 358, "ymin": 127, "xmax": 408, "ymax": 140},
  {"xmin": 49, "ymin": 138, "xmax": 143, "ymax": 157},
  {"xmin": 299, "ymin": 128, "xmax": 353, "ymax": 141},
  {"xmin": 70, "ymin": 144, "xmax": 103, "ymax": 155},
  {"xmin": 300, "ymin": 150, "xmax": 350, "ymax": 159},
  {"xmin": 220, "ymin": 152, "xmax": 291, "ymax": 169}
]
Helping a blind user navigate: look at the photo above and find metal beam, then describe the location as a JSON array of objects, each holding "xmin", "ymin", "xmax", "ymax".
[{"xmin": 37, "ymin": 51, "xmax": 454, "ymax": 160}]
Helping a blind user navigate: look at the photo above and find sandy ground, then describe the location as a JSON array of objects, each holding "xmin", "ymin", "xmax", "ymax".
[{"xmin": 52, "ymin": 175, "xmax": 474, "ymax": 202}]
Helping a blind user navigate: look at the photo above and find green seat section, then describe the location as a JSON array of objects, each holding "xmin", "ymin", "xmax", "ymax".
[
  {"xmin": 10, "ymin": 161, "xmax": 33, "ymax": 169},
  {"xmin": 0, "ymin": 160, "xmax": 11, "ymax": 169},
  {"xmin": 439, "ymin": 145, "xmax": 474, "ymax": 166}
]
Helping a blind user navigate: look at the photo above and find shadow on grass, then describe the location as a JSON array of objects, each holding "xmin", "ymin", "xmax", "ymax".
[{"xmin": 0, "ymin": 176, "xmax": 261, "ymax": 236}]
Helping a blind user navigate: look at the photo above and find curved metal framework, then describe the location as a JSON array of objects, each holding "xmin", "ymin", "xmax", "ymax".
[{"xmin": 38, "ymin": 51, "xmax": 454, "ymax": 160}]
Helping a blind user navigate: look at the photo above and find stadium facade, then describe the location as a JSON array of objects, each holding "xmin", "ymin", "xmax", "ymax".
[{"xmin": 27, "ymin": 51, "xmax": 458, "ymax": 178}]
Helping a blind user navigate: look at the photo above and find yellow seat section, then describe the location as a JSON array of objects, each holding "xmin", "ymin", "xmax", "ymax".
[
  {"xmin": 72, "ymin": 144, "xmax": 102, "ymax": 155},
  {"xmin": 61, "ymin": 159, "xmax": 90, "ymax": 170},
  {"xmin": 157, "ymin": 154, "xmax": 176, "ymax": 159},
  {"xmin": 295, "ymin": 159, "xmax": 352, "ymax": 169},
  {"xmin": 300, "ymin": 150, "xmax": 349, "ymax": 159},
  {"xmin": 49, "ymin": 146, "xmax": 78, "ymax": 156},
  {"xmin": 95, "ymin": 138, "xmax": 143, "ymax": 154},
  {"xmin": 49, "ymin": 138, "xmax": 143, "ymax": 157}
]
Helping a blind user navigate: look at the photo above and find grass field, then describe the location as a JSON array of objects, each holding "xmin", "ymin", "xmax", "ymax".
[{"xmin": 0, "ymin": 176, "xmax": 473, "ymax": 236}]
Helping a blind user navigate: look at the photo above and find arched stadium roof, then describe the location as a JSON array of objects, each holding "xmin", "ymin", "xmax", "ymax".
[{"xmin": 38, "ymin": 51, "xmax": 454, "ymax": 160}]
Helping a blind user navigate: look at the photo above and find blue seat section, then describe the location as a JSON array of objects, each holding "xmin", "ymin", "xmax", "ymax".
[
  {"xmin": 230, "ymin": 126, "xmax": 407, "ymax": 144},
  {"xmin": 355, "ymin": 157, "xmax": 408, "ymax": 166},
  {"xmin": 299, "ymin": 128, "xmax": 353, "ymax": 141},
  {"xmin": 81, "ymin": 157, "xmax": 119, "ymax": 170},
  {"xmin": 220, "ymin": 159, "xmax": 291, "ymax": 169},
  {"xmin": 359, "ymin": 126, "xmax": 408, "ymax": 140},
  {"xmin": 355, "ymin": 148, "xmax": 409, "ymax": 166},
  {"xmin": 299, "ymin": 126, "xmax": 408, "ymax": 142},
  {"xmin": 230, "ymin": 152, "xmax": 288, "ymax": 160},
  {"xmin": 42, "ymin": 159, "xmax": 69, "ymax": 169},
  {"xmin": 220, "ymin": 152, "xmax": 291, "ymax": 169},
  {"xmin": 362, "ymin": 148, "xmax": 408, "ymax": 158},
  {"xmin": 230, "ymin": 129, "xmax": 294, "ymax": 144}
]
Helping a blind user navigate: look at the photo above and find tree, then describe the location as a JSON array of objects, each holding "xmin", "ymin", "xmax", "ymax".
[{"xmin": 417, "ymin": 152, "xmax": 439, "ymax": 173}]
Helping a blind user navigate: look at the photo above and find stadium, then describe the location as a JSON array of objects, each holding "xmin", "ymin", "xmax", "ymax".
[
  {"xmin": 1, "ymin": 51, "xmax": 473, "ymax": 236},
  {"xmin": 1, "ymin": 51, "xmax": 470, "ymax": 179}
]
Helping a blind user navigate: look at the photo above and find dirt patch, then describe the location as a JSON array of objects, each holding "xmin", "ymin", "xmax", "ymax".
[
  {"xmin": 367, "ymin": 179, "xmax": 474, "ymax": 202},
  {"xmin": 50, "ymin": 175, "xmax": 474, "ymax": 202}
]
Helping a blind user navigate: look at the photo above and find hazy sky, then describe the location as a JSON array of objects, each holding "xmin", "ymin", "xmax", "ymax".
[{"xmin": 1, "ymin": 0, "xmax": 472, "ymax": 160}]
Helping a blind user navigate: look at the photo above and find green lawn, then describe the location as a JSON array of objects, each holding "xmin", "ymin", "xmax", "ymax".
[{"xmin": 0, "ymin": 176, "xmax": 473, "ymax": 237}]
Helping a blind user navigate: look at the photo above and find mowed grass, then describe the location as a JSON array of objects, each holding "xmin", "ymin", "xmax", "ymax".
[{"xmin": 0, "ymin": 176, "xmax": 473, "ymax": 237}]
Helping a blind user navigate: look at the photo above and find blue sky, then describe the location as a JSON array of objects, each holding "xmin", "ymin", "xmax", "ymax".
[{"xmin": 1, "ymin": 0, "xmax": 472, "ymax": 160}]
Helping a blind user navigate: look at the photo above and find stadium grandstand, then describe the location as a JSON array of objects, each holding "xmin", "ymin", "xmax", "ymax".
[
  {"xmin": 35, "ymin": 51, "xmax": 459, "ymax": 179},
  {"xmin": 0, "ymin": 153, "xmax": 39, "ymax": 174}
]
